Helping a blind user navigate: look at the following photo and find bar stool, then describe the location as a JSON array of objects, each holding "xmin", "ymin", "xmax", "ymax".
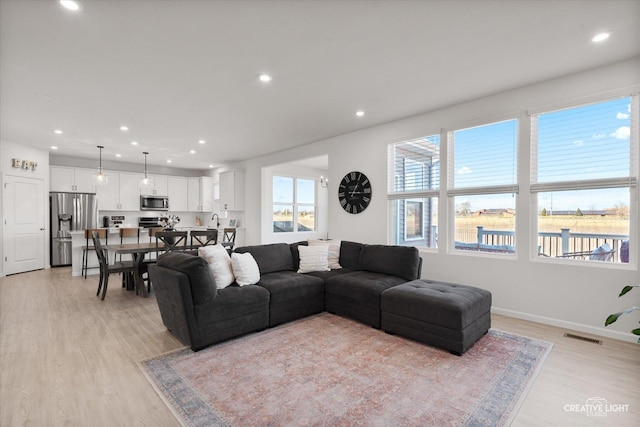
[
  {"xmin": 82, "ymin": 228, "xmax": 108, "ymax": 279},
  {"xmin": 114, "ymin": 227, "xmax": 140, "ymax": 263}
]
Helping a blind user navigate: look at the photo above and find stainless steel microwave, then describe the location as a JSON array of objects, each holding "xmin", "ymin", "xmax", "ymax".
[{"xmin": 140, "ymin": 195, "xmax": 169, "ymax": 211}]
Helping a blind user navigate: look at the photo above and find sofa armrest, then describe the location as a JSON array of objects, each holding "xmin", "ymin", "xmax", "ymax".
[{"xmin": 149, "ymin": 264, "xmax": 199, "ymax": 348}]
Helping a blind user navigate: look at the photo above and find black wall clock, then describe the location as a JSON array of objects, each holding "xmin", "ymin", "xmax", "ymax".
[{"xmin": 338, "ymin": 171, "xmax": 372, "ymax": 214}]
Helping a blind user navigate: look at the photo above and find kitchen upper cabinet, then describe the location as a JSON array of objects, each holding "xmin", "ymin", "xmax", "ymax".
[
  {"xmin": 96, "ymin": 172, "xmax": 140, "ymax": 211},
  {"xmin": 167, "ymin": 177, "xmax": 188, "ymax": 212},
  {"xmin": 187, "ymin": 177, "xmax": 214, "ymax": 212},
  {"xmin": 50, "ymin": 166, "xmax": 96, "ymax": 193},
  {"xmin": 219, "ymin": 170, "xmax": 244, "ymax": 211},
  {"xmin": 140, "ymin": 175, "xmax": 168, "ymax": 196}
]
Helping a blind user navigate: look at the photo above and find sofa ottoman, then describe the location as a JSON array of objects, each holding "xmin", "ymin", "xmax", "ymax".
[{"xmin": 381, "ymin": 280, "xmax": 491, "ymax": 355}]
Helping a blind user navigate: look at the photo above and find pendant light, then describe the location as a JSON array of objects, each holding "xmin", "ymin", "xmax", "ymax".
[
  {"xmin": 92, "ymin": 145, "xmax": 108, "ymax": 185},
  {"xmin": 140, "ymin": 151, "xmax": 152, "ymax": 188}
]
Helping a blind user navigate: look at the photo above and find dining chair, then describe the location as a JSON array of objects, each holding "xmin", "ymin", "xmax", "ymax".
[
  {"xmin": 190, "ymin": 229, "xmax": 218, "ymax": 247},
  {"xmin": 82, "ymin": 228, "xmax": 108, "ymax": 279},
  {"xmin": 147, "ymin": 226, "xmax": 164, "ymax": 242},
  {"xmin": 155, "ymin": 230, "xmax": 188, "ymax": 254},
  {"xmin": 221, "ymin": 228, "xmax": 236, "ymax": 253},
  {"xmin": 92, "ymin": 231, "xmax": 136, "ymax": 300}
]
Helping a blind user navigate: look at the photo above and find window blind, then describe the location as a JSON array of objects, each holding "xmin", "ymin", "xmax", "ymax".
[{"xmin": 531, "ymin": 96, "xmax": 634, "ymax": 187}]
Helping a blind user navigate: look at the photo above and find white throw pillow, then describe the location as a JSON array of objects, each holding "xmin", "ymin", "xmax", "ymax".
[
  {"xmin": 198, "ymin": 244, "xmax": 235, "ymax": 289},
  {"xmin": 308, "ymin": 239, "xmax": 342, "ymax": 269},
  {"xmin": 298, "ymin": 244, "xmax": 330, "ymax": 273},
  {"xmin": 231, "ymin": 252, "xmax": 260, "ymax": 286}
]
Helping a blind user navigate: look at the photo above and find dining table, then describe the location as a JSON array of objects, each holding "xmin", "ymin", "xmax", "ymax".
[{"xmin": 104, "ymin": 242, "xmax": 159, "ymax": 298}]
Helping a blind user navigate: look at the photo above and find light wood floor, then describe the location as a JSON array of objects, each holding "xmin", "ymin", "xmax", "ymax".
[{"xmin": 1, "ymin": 267, "xmax": 639, "ymax": 426}]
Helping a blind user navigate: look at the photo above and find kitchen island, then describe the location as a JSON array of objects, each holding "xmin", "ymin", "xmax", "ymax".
[{"xmin": 69, "ymin": 228, "xmax": 149, "ymax": 277}]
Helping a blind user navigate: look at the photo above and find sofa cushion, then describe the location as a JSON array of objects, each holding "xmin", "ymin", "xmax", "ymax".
[
  {"xmin": 231, "ymin": 252, "xmax": 260, "ymax": 286},
  {"xmin": 325, "ymin": 271, "xmax": 407, "ymax": 308},
  {"xmin": 235, "ymin": 243, "xmax": 294, "ymax": 274},
  {"xmin": 297, "ymin": 244, "xmax": 330, "ymax": 273},
  {"xmin": 339, "ymin": 241, "xmax": 363, "ymax": 270},
  {"xmin": 305, "ymin": 268, "xmax": 353, "ymax": 281},
  {"xmin": 257, "ymin": 271, "xmax": 324, "ymax": 306},
  {"xmin": 157, "ymin": 251, "xmax": 216, "ymax": 305},
  {"xmin": 358, "ymin": 245, "xmax": 420, "ymax": 281},
  {"xmin": 194, "ymin": 284, "xmax": 270, "ymax": 326},
  {"xmin": 198, "ymin": 244, "xmax": 234, "ymax": 289}
]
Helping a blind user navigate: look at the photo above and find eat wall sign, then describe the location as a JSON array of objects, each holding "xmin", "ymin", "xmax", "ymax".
[{"xmin": 12, "ymin": 158, "xmax": 39, "ymax": 171}]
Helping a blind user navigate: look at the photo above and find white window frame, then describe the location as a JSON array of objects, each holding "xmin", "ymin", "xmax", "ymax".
[
  {"xmin": 388, "ymin": 134, "xmax": 440, "ymax": 248},
  {"xmin": 529, "ymin": 94, "xmax": 638, "ymax": 265},
  {"xmin": 447, "ymin": 117, "xmax": 519, "ymax": 256},
  {"xmin": 272, "ymin": 175, "xmax": 317, "ymax": 233}
]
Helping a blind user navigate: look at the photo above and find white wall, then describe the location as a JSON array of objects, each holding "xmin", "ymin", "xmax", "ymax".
[
  {"xmin": 240, "ymin": 57, "xmax": 640, "ymax": 342},
  {"xmin": 0, "ymin": 140, "xmax": 51, "ymax": 276}
]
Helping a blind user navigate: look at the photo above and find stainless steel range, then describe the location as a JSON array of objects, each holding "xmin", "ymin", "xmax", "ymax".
[{"xmin": 138, "ymin": 216, "xmax": 161, "ymax": 228}]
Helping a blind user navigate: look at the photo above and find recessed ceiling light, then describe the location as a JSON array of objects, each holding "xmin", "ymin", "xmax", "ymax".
[
  {"xmin": 190, "ymin": 150, "xmax": 196, "ymax": 154},
  {"xmin": 115, "ymin": 154, "xmax": 122, "ymax": 157},
  {"xmin": 51, "ymin": 146, "xmax": 58, "ymax": 150},
  {"xmin": 259, "ymin": 74, "xmax": 272, "ymax": 83},
  {"xmin": 198, "ymin": 139, "xmax": 206, "ymax": 144},
  {"xmin": 166, "ymin": 159, "xmax": 172, "ymax": 163},
  {"xmin": 209, "ymin": 164, "xmax": 214, "ymax": 168},
  {"xmin": 59, "ymin": 1, "xmax": 80, "ymax": 11},
  {"xmin": 54, "ymin": 129, "xmax": 63, "ymax": 134},
  {"xmin": 591, "ymin": 31, "xmax": 611, "ymax": 43},
  {"xmin": 131, "ymin": 141, "xmax": 138, "ymax": 145},
  {"xmin": 356, "ymin": 110, "xmax": 365, "ymax": 117},
  {"xmin": 120, "ymin": 125, "xmax": 129, "ymax": 131}
]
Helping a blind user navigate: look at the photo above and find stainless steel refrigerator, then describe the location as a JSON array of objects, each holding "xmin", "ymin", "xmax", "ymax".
[{"xmin": 50, "ymin": 192, "xmax": 98, "ymax": 267}]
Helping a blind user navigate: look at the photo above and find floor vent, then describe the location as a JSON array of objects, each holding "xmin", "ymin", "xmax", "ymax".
[{"xmin": 563, "ymin": 332, "xmax": 602, "ymax": 345}]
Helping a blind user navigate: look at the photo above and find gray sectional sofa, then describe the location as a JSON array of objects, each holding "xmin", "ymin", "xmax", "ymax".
[{"xmin": 149, "ymin": 240, "xmax": 491, "ymax": 355}]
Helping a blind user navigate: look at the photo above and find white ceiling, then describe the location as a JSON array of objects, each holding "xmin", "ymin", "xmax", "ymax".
[{"xmin": 1, "ymin": 0, "xmax": 639, "ymax": 171}]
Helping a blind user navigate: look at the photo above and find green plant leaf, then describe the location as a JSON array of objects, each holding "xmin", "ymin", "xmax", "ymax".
[
  {"xmin": 619, "ymin": 284, "xmax": 639, "ymax": 297},
  {"xmin": 632, "ymin": 328, "xmax": 640, "ymax": 336},
  {"xmin": 605, "ymin": 313, "xmax": 621, "ymax": 326}
]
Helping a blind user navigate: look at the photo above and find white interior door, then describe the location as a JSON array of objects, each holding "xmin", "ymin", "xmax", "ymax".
[{"xmin": 3, "ymin": 175, "xmax": 46, "ymax": 275}]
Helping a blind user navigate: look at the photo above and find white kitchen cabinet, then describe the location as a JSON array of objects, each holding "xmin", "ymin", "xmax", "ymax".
[
  {"xmin": 167, "ymin": 177, "xmax": 188, "ymax": 211},
  {"xmin": 219, "ymin": 170, "xmax": 244, "ymax": 211},
  {"xmin": 140, "ymin": 175, "xmax": 168, "ymax": 196},
  {"xmin": 50, "ymin": 166, "xmax": 96, "ymax": 193},
  {"xmin": 187, "ymin": 177, "xmax": 214, "ymax": 212},
  {"xmin": 96, "ymin": 172, "xmax": 140, "ymax": 211}
]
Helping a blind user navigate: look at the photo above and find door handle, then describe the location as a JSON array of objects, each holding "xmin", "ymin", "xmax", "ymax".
[{"xmin": 40, "ymin": 228, "xmax": 45, "ymax": 231}]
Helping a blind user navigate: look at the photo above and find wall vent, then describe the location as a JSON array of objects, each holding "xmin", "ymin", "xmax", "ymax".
[{"xmin": 563, "ymin": 332, "xmax": 602, "ymax": 345}]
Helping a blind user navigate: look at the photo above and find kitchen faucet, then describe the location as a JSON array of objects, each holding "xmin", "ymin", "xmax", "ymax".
[{"xmin": 211, "ymin": 213, "xmax": 220, "ymax": 228}]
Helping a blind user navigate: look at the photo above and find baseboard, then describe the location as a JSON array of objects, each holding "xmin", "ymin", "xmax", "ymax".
[{"xmin": 491, "ymin": 307, "xmax": 638, "ymax": 344}]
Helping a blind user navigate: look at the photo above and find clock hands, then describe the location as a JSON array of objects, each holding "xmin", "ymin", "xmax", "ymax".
[{"xmin": 350, "ymin": 182, "xmax": 359, "ymax": 198}]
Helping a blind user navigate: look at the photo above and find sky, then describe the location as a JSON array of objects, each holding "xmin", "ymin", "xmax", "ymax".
[{"xmin": 453, "ymin": 96, "xmax": 632, "ymax": 212}]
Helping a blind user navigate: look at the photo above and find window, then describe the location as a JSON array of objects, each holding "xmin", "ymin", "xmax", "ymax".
[
  {"xmin": 273, "ymin": 176, "xmax": 316, "ymax": 233},
  {"xmin": 448, "ymin": 119, "xmax": 518, "ymax": 254},
  {"xmin": 388, "ymin": 135, "xmax": 439, "ymax": 247},
  {"xmin": 531, "ymin": 96, "xmax": 636, "ymax": 263}
]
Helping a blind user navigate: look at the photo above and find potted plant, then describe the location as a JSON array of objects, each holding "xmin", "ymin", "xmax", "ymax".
[
  {"xmin": 605, "ymin": 284, "xmax": 640, "ymax": 343},
  {"xmin": 160, "ymin": 214, "xmax": 181, "ymax": 231}
]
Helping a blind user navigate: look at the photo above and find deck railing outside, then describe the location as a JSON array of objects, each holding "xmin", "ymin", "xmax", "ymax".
[{"xmin": 455, "ymin": 226, "xmax": 629, "ymax": 262}]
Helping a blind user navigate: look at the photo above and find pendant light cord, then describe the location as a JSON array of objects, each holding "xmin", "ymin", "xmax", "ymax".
[{"xmin": 97, "ymin": 145, "xmax": 104, "ymax": 173}]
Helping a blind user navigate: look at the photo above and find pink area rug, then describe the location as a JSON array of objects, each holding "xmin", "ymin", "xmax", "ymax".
[{"xmin": 139, "ymin": 313, "xmax": 552, "ymax": 427}]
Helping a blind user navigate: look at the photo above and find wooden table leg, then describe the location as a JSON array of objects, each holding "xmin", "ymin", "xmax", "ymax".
[{"xmin": 133, "ymin": 253, "xmax": 148, "ymax": 298}]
